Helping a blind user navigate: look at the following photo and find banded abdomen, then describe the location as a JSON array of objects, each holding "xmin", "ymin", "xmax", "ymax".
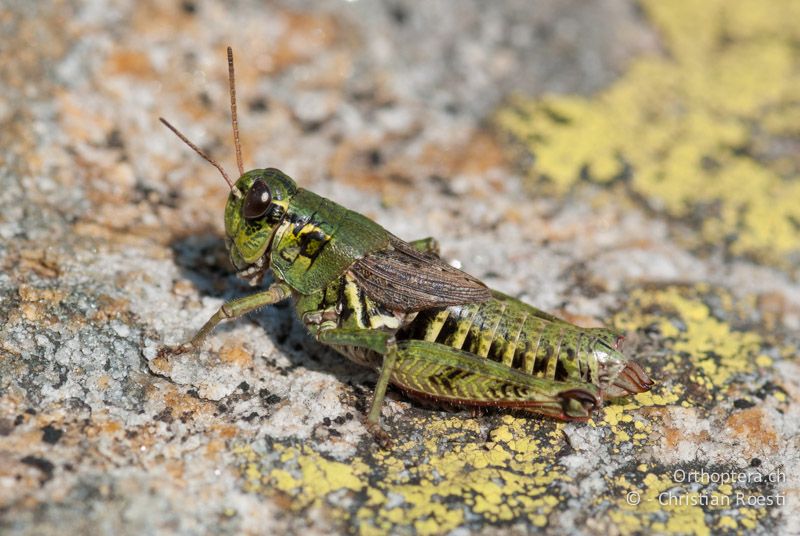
[{"xmin": 396, "ymin": 290, "xmax": 646, "ymax": 396}]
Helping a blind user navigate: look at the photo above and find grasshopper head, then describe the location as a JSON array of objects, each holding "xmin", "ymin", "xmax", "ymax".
[
  {"xmin": 159, "ymin": 49, "xmax": 301, "ymax": 285},
  {"xmin": 224, "ymin": 168, "xmax": 297, "ymax": 281}
]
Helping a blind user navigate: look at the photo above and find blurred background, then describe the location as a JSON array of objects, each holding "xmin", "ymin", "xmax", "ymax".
[{"xmin": 1, "ymin": 1, "xmax": 798, "ymax": 534}]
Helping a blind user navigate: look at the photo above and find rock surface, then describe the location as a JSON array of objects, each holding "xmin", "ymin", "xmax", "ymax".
[{"xmin": 1, "ymin": 1, "xmax": 798, "ymax": 535}]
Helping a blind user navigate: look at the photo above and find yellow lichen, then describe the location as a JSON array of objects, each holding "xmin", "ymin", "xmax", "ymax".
[
  {"xmin": 610, "ymin": 473, "xmax": 715, "ymax": 535},
  {"xmin": 231, "ymin": 415, "xmax": 577, "ymax": 534},
  {"xmin": 614, "ymin": 286, "xmax": 766, "ymax": 402},
  {"xmin": 495, "ymin": 0, "xmax": 800, "ymax": 266}
]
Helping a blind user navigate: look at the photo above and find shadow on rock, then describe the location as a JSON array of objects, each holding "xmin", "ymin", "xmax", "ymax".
[{"xmin": 167, "ymin": 232, "xmax": 375, "ymax": 384}]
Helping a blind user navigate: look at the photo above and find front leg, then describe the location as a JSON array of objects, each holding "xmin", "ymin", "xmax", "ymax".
[{"xmin": 159, "ymin": 281, "xmax": 292, "ymax": 357}]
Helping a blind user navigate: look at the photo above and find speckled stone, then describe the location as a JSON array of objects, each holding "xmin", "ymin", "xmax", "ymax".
[{"xmin": 1, "ymin": 1, "xmax": 798, "ymax": 535}]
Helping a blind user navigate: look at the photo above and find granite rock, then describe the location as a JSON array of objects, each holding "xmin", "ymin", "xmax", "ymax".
[{"xmin": 1, "ymin": 1, "xmax": 798, "ymax": 535}]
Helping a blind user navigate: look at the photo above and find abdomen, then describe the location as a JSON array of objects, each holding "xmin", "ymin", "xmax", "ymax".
[{"xmin": 396, "ymin": 291, "xmax": 619, "ymax": 387}]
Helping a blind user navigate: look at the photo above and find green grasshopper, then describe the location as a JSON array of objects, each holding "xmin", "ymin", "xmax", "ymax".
[{"xmin": 158, "ymin": 48, "xmax": 653, "ymax": 444}]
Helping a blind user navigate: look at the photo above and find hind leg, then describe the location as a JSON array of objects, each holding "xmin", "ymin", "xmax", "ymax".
[{"xmin": 388, "ymin": 340, "xmax": 601, "ymax": 421}]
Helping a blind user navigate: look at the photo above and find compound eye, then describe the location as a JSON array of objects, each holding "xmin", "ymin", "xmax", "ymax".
[{"xmin": 242, "ymin": 178, "xmax": 272, "ymax": 219}]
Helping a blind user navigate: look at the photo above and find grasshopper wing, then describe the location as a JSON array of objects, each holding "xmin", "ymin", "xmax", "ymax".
[{"xmin": 350, "ymin": 236, "xmax": 491, "ymax": 312}]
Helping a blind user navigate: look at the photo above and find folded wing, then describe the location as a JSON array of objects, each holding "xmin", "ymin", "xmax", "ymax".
[{"xmin": 350, "ymin": 236, "xmax": 491, "ymax": 312}]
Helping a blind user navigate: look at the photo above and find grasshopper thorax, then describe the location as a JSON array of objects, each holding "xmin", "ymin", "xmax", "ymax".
[{"xmin": 224, "ymin": 168, "xmax": 297, "ymax": 281}]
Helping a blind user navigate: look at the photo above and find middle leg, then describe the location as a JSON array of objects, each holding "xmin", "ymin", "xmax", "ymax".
[{"xmin": 317, "ymin": 327, "xmax": 398, "ymax": 446}]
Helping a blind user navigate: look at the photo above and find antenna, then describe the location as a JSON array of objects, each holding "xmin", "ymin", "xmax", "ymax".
[
  {"xmin": 227, "ymin": 46, "xmax": 244, "ymax": 176},
  {"xmin": 159, "ymin": 117, "xmax": 238, "ymax": 193}
]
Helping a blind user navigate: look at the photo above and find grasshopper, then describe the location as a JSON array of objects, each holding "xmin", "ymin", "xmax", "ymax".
[{"xmin": 158, "ymin": 48, "xmax": 653, "ymax": 444}]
